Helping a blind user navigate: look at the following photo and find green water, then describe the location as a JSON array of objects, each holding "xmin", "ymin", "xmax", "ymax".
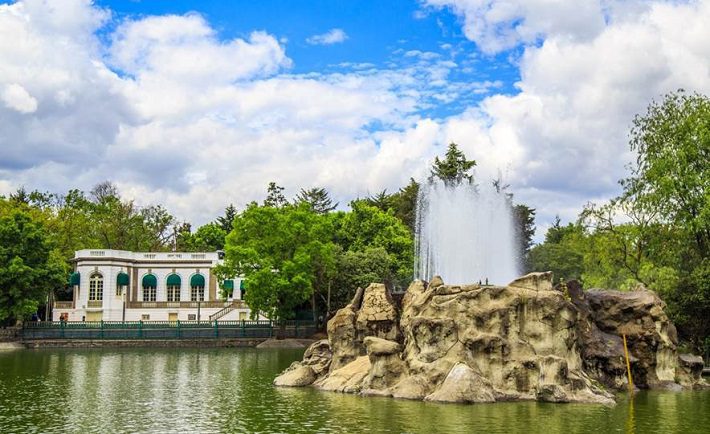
[{"xmin": 0, "ymin": 348, "xmax": 708, "ymax": 433}]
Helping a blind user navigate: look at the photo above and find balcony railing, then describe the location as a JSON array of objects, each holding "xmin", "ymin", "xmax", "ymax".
[
  {"xmin": 87, "ymin": 300, "xmax": 103, "ymax": 308},
  {"xmin": 126, "ymin": 301, "xmax": 242, "ymax": 309},
  {"xmin": 54, "ymin": 301, "xmax": 74, "ymax": 309}
]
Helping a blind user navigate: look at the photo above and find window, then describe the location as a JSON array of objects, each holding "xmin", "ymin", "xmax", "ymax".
[
  {"xmin": 142, "ymin": 274, "xmax": 157, "ymax": 302},
  {"xmin": 191, "ymin": 286, "xmax": 205, "ymax": 302},
  {"xmin": 166, "ymin": 274, "xmax": 181, "ymax": 302},
  {"xmin": 89, "ymin": 273, "xmax": 103, "ymax": 301},
  {"xmin": 141, "ymin": 314, "xmax": 150, "ymax": 321},
  {"xmin": 190, "ymin": 273, "xmax": 205, "ymax": 301},
  {"xmin": 167, "ymin": 285, "xmax": 180, "ymax": 302}
]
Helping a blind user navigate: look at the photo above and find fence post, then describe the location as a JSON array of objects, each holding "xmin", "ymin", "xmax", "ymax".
[
  {"xmin": 269, "ymin": 320, "xmax": 273, "ymax": 338},
  {"xmin": 100, "ymin": 320, "xmax": 104, "ymax": 339},
  {"xmin": 241, "ymin": 319, "xmax": 245, "ymax": 337},
  {"xmin": 295, "ymin": 321, "xmax": 299, "ymax": 338},
  {"xmin": 176, "ymin": 320, "xmax": 181, "ymax": 339},
  {"xmin": 138, "ymin": 320, "xmax": 143, "ymax": 339},
  {"xmin": 60, "ymin": 320, "xmax": 65, "ymax": 339},
  {"xmin": 214, "ymin": 320, "xmax": 218, "ymax": 338}
]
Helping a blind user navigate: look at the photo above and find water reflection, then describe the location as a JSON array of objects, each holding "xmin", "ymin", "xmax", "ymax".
[{"xmin": 1, "ymin": 349, "xmax": 709, "ymax": 433}]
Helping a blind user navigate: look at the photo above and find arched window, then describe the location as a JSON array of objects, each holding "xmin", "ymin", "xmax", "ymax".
[
  {"xmin": 89, "ymin": 273, "xmax": 103, "ymax": 301},
  {"xmin": 190, "ymin": 274, "xmax": 205, "ymax": 302},
  {"xmin": 166, "ymin": 274, "xmax": 181, "ymax": 302},
  {"xmin": 116, "ymin": 272, "xmax": 129, "ymax": 296},
  {"xmin": 142, "ymin": 274, "xmax": 157, "ymax": 302}
]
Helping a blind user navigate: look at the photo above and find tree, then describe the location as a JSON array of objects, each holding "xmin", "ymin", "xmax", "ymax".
[
  {"xmin": 296, "ymin": 187, "xmax": 338, "ymax": 214},
  {"xmin": 528, "ymin": 220, "xmax": 586, "ymax": 283},
  {"xmin": 216, "ymin": 202, "xmax": 336, "ymax": 328},
  {"xmin": 192, "ymin": 223, "xmax": 227, "ymax": 251},
  {"xmin": 430, "ymin": 142, "xmax": 476, "ymax": 185},
  {"xmin": 216, "ymin": 204, "xmax": 238, "ymax": 233},
  {"xmin": 622, "ymin": 90, "xmax": 709, "ymax": 258},
  {"xmin": 335, "ymin": 202, "xmax": 414, "ymax": 290},
  {"xmin": 0, "ymin": 199, "xmax": 66, "ymax": 324},
  {"xmin": 263, "ymin": 182, "xmax": 288, "ymax": 208},
  {"xmin": 328, "ymin": 247, "xmax": 392, "ymax": 315},
  {"xmin": 514, "ymin": 204, "xmax": 536, "ymax": 270}
]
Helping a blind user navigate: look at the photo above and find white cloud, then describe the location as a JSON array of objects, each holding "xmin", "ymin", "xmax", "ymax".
[
  {"xmin": 109, "ymin": 14, "xmax": 290, "ymax": 83},
  {"xmin": 1, "ymin": 0, "xmax": 710, "ymax": 242},
  {"xmin": 2, "ymin": 83, "xmax": 38, "ymax": 113},
  {"xmin": 306, "ymin": 28, "xmax": 348, "ymax": 45},
  {"xmin": 425, "ymin": 0, "xmax": 710, "ymax": 237}
]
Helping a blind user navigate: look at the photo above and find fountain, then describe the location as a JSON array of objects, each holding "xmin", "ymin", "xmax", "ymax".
[{"xmin": 414, "ymin": 180, "xmax": 519, "ymax": 285}]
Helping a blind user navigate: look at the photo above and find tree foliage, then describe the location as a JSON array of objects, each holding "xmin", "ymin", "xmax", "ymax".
[
  {"xmin": 216, "ymin": 202, "xmax": 336, "ymax": 321},
  {"xmin": 0, "ymin": 199, "xmax": 66, "ymax": 324},
  {"xmin": 295, "ymin": 187, "xmax": 338, "ymax": 214},
  {"xmin": 430, "ymin": 142, "xmax": 476, "ymax": 184}
]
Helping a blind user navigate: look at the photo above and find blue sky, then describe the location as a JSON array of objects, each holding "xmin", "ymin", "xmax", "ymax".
[
  {"xmin": 1, "ymin": 0, "xmax": 709, "ymax": 239},
  {"xmin": 96, "ymin": 0, "xmax": 520, "ymax": 119}
]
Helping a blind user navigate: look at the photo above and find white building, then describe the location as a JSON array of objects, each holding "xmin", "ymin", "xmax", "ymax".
[{"xmin": 53, "ymin": 249, "xmax": 254, "ymax": 322}]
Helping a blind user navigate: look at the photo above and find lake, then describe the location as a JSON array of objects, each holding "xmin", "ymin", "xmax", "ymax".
[{"xmin": 0, "ymin": 348, "xmax": 708, "ymax": 433}]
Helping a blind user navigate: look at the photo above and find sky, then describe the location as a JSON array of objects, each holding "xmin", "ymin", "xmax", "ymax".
[{"xmin": 1, "ymin": 0, "xmax": 709, "ymax": 240}]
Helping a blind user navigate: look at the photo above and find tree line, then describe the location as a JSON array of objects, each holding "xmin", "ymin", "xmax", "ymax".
[
  {"xmin": 529, "ymin": 90, "xmax": 709, "ymax": 354},
  {"xmin": 2, "ymin": 90, "xmax": 705, "ymax": 354}
]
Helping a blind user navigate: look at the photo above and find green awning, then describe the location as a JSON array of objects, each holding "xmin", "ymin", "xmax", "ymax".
[
  {"xmin": 166, "ymin": 274, "xmax": 181, "ymax": 287},
  {"xmin": 222, "ymin": 279, "xmax": 234, "ymax": 290},
  {"xmin": 190, "ymin": 274, "xmax": 205, "ymax": 288},
  {"xmin": 240, "ymin": 280, "xmax": 245, "ymax": 290},
  {"xmin": 142, "ymin": 274, "xmax": 157, "ymax": 288},
  {"xmin": 69, "ymin": 272, "xmax": 80, "ymax": 286},
  {"xmin": 116, "ymin": 272, "xmax": 129, "ymax": 286}
]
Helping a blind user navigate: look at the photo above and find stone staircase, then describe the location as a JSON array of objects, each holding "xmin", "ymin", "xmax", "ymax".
[{"xmin": 209, "ymin": 301, "xmax": 242, "ymax": 321}]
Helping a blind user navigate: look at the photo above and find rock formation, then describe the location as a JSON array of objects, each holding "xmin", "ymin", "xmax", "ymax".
[{"xmin": 274, "ymin": 273, "xmax": 707, "ymax": 405}]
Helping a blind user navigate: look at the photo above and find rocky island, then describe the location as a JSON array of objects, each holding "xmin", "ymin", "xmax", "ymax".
[{"xmin": 274, "ymin": 272, "xmax": 707, "ymax": 405}]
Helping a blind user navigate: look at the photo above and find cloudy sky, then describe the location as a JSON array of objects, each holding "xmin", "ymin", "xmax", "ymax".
[{"xmin": 1, "ymin": 0, "xmax": 709, "ymax": 239}]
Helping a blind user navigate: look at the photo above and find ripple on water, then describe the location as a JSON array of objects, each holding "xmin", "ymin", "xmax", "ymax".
[{"xmin": 1, "ymin": 349, "xmax": 709, "ymax": 433}]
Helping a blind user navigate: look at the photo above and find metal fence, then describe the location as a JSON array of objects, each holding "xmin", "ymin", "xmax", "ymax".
[{"xmin": 22, "ymin": 320, "xmax": 317, "ymax": 340}]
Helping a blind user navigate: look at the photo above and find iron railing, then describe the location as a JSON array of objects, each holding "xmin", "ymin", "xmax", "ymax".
[{"xmin": 22, "ymin": 320, "xmax": 316, "ymax": 340}]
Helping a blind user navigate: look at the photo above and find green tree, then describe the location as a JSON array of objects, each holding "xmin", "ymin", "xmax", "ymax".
[
  {"xmin": 528, "ymin": 219, "xmax": 586, "ymax": 282},
  {"xmin": 430, "ymin": 142, "xmax": 476, "ymax": 185},
  {"xmin": 192, "ymin": 223, "xmax": 227, "ymax": 251},
  {"xmin": 335, "ymin": 201, "xmax": 414, "ymax": 291},
  {"xmin": 622, "ymin": 90, "xmax": 709, "ymax": 258},
  {"xmin": 216, "ymin": 204, "xmax": 238, "ymax": 233},
  {"xmin": 513, "ymin": 204, "xmax": 536, "ymax": 270},
  {"xmin": 295, "ymin": 187, "xmax": 338, "ymax": 214},
  {"xmin": 216, "ymin": 202, "xmax": 336, "ymax": 327},
  {"xmin": 263, "ymin": 182, "xmax": 288, "ymax": 208},
  {"xmin": 0, "ymin": 199, "xmax": 66, "ymax": 324}
]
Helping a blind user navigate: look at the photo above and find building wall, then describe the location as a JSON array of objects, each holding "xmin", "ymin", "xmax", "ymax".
[{"xmin": 54, "ymin": 250, "xmax": 249, "ymax": 322}]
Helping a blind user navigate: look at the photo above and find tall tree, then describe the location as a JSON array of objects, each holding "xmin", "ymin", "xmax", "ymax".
[
  {"xmin": 514, "ymin": 204, "xmax": 536, "ymax": 270},
  {"xmin": 216, "ymin": 204, "xmax": 238, "ymax": 233},
  {"xmin": 216, "ymin": 202, "xmax": 336, "ymax": 326},
  {"xmin": 0, "ymin": 199, "xmax": 66, "ymax": 324},
  {"xmin": 296, "ymin": 187, "xmax": 338, "ymax": 214},
  {"xmin": 430, "ymin": 142, "xmax": 477, "ymax": 185},
  {"xmin": 263, "ymin": 182, "xmax": 288, "ymax": 208}
]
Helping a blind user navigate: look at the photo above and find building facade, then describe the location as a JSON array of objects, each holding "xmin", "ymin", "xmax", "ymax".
[{"xmin": 53, "ymin": 249, "xmax": 253, "ymax": 322}]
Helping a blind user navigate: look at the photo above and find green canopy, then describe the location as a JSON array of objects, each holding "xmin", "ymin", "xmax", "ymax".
[
  {"xmin": 190, "ymin": 274, "xmax": 205, "ymax": 288},
  {"xmin": 166, "ymin": 274, "xmax": 181, "ymax": 287},
  {"xmin": 116, "ymin": 272, "xmax": 129, "ymax": 286},
  {"xmin": 69, "ymin": 272, "xmax": 80, "ymax": 286},
  {"xmin": 240, "ymin": 280, "xmax": 245, "ymax": 290},
  {"xmin": 142, "ymin": 274, "xmax": 157, "ymax": 288},
  {"xmin": 222, "ymin": 279, "xmax": 234, "ymax": 290}
]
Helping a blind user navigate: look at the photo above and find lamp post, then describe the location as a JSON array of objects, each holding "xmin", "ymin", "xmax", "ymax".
[{"xmin": 122, "ymin": 285, "xmax": 126, "ymax": 323}]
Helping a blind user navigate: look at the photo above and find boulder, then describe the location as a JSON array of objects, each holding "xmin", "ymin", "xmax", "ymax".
[
  {"xmin": 273, "ymin": 363, "xmax": 316, "ymax": 387},
  {"xmin": 424, "ymin": 363, "xmax": 495, "ymax": 403},
  {"xmin": 508, "ymin": 272, "xmax": 553, "ymax": 291},
  {"xmin": 276, "ymin": 274, "xmax": 706, "ymax": 405}
]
